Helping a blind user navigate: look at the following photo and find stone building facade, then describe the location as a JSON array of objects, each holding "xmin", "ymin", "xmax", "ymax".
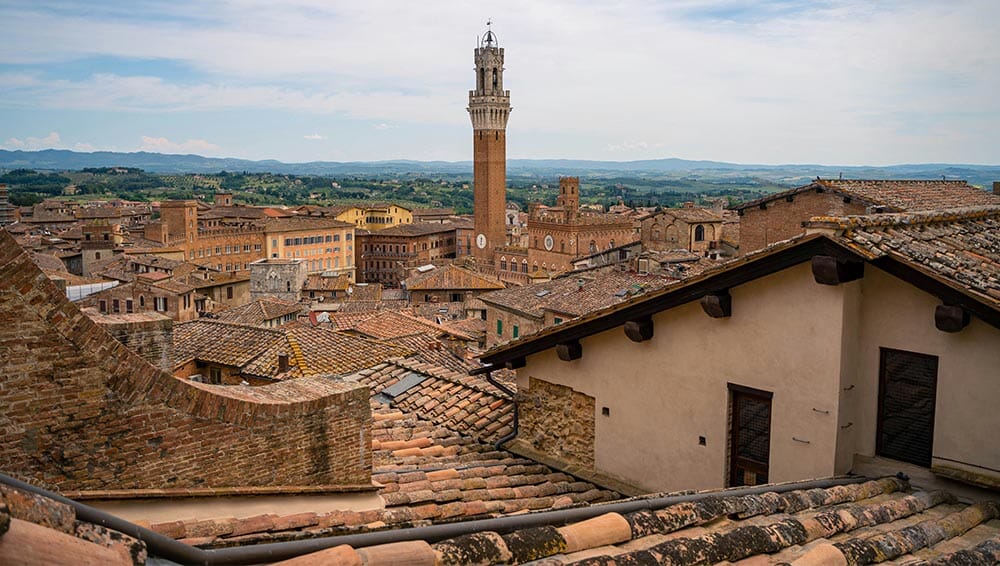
[
  {"xmin": 81, "ymin": 273, "xmax": 199, "ymax": 322},
  {"xmin": 640, "ymin": 203, "xmax": 725, "ymax": 255},
  {"xmin": 250, "ymin": 258, "xmax": 307, "ymax": 303}
]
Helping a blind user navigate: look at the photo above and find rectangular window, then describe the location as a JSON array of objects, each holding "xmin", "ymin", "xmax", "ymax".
[
  {"xmin": 333, "ymin": 234, "xmax": 340, "ymax": 242},
  {"xmin": 226, "ymin": 286, "xmax": 233, "ymax": 300},
  {"xmin": 255, "ymin": 244, "xmax": 262, "ymax": 251},
  {"xmin": 215, "ymin": 246, "xmax": 221, "ymax": 255},
  {"xmin": 496, "ymin": 319, "xmax": 503, "ymax": 336},
  {"xmin": 513, "ymin": 325, "xmax": 519, "ymax": 339},
  {"xmin": 183, "ymin": 294, "xmax": 191, "ymax": 309},
  {"xmin": 243, "ymin": 244, "xmax": 250, "ymax": 252},
  {"xmin": 272, "ymin": 239, "xmax": 278, "ymax": 248},
  {"xmin": 554, "ymin": 317, "xmax": 563, "ymax": 325},
  {"xmin": 326, "ymin": 235, "xmax": 332, "ymax": 243},
  {"xmin": 154, "ymin": 297, "xmax": 167, "ymax": 312},
  {"xmin": 209, "ymin": 366, "xmax": 222, "ymax": 385},
  {"xmin": 112, "ymin": 299, "xmax": 120, "ymax": 313},
  {"xmin": 346, "ymin": 233, "xmax": 352, "ymax": 241},
  {"xmin": 294, "ymin": 237, "xmax": 302, "ymax": 246},
  {"xmin": 125, "ymin": 299, "xmax": 134, "ymax": 313},
  {"xmin": 877, "ymin": 348, "xmax": 938, "ymax": 467},
  {"xmin": 285, "ymin": 238, "xmax": 292, "ymax": 246},
  {"xmin": 728, "ymin": 383, "xmax": 773, "ymax": 487},
  {"xmin": 99, "ymin": 299, "xmax": 107, "ymax": 313}
]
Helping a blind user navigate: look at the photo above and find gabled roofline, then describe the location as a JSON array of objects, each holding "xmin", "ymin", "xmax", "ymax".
[
  {"xmin": 731, "ymin": 181, "xmax": 886, "ymax": 212},
  {"xmin": 479, "ymin": 233, "xmax": 1000, "ymax": 368}
]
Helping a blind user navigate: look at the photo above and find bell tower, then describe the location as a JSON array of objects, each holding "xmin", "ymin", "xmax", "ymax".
[{"xmin": 468, "ymin": 22, "xmax": 510, "ymax": 264}]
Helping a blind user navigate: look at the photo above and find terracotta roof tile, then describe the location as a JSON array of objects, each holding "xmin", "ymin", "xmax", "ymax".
[
  {"xmin": 404, "ymin": 264, "xmax": 505, "ymax": 292},
  {"xmin": 736, "ymin": 179, "xmax": 1000, "ymax": 212},
  {"xmin": 214, "ymin": 298, "xmax": 303, "ymax": 327}
]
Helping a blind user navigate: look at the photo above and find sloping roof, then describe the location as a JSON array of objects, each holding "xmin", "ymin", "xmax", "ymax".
[
  {"xmin": 173, "ymin": 319, "xmax": 284, "ymax": 368},
  {"xmin": 383, "ymin": 333, "xmax": 476, "ymax": 374},
  {"xmin": 173, "ymin": 319, "xmax": 411, "ymax": 380},
  {"xmin": 482, "ymin": 209, "xmax": 1000, "ymax": 367},
  {"xmin": 404, "ymin": 263, "xmax": 505, "ymax": 292},
  {"xmin": 214, "ymin": 298, "xmax": 303, "ymax": 327},
  {"xmin": 263, "ymin": 216, "xmax": 353, "ymax": 232},
  {"xmin": 338, "ymin": 310, "xmax": 476, "ymax": 341},
  {"xmin": 655, "ymin": 206, "xmax": 724, "ymax": 223},
  {"xmin": 242, "ymin": 322, "xmax": 412, "ymax": 380},
  {"xmin": 735, "ymin": 179, "xmax": 1000, "ymax": 212},
  {"xmin": 272, "ymin": 477, "xmax": 1000, "ymax": 565},
  {"xmin": 479, "ymin": 267, "xmax": 676, "ymax": 319},
  {"xmin": 808, "ymin": 206, "xmax": 1000, "ymax": 305},
  {"xmin": 304, "ymin": 273, "xmax": 352, "ymax": 292},
  {"xmin": 369, "ymin": 223, "xmax": 457, "ymax": 237}
]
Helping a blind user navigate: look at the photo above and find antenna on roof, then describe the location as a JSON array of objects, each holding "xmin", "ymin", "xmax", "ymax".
[
  {"xmin": 942, "ymin": 175, "xmax": 946, "ymax": 180},
  {"xmin": 839, "ymin": 172, "xmax": 843, "ymax": 180}
]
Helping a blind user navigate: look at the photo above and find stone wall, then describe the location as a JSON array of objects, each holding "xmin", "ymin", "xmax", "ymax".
[
  {"xmin": 739, "ymin": 190, "xmax": 867, "ymax": 254},
  {"xmin": 519, "ymin": 377, "xmax": 595, "ymax": 469},
  {"xmin": 0, "ymin": 230, "xmax": 372, "ymax": 491}
]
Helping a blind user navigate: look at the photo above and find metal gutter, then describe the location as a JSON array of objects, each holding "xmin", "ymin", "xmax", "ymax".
[
  {"xmin": 472, "ymin": 364, "xmax": 520, "ymax": 450},
  {"xmin": 1, "ymin": 472, "xmax": 869, "ymax": 565}
]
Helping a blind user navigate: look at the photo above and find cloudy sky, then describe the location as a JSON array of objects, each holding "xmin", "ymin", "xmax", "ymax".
[{"xmin": 1, "ymin": 1, "xmax": 997, "ymax": 165}]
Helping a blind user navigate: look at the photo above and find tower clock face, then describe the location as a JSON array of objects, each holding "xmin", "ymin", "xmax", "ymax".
[
  {"xmin": 544, "ymin": 234, "xmax": 554, "ymax": 251},
  {"xmin": 476, "ymin": 233, "xmax": 487, "ymax": 249}
]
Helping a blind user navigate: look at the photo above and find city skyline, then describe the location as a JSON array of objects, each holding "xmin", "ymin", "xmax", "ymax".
[{"xmin": 1, "ymin": 0, "xmax": 998, "ymax": 166}]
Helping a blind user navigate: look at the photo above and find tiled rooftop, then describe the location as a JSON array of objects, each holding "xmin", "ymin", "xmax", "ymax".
[
  {"xmin": 810, "ymin": 206, "xmax": 1000, "ymax": 304},
  {"xmin": 333, "ymin": 310, "xmax": 477, "ymax": 341},
  {"xmin": 383, "ymin": 332, "xmax": 476, "ymax": 374},
  {"xmin": 213, "ymin": 297, "xmax": 303, "ymax": 327},
  {"xmin": 173, "ymin": 319, "xmax": 412, "ymax": 380},
  {"xmin": 736, "ymin": 179, "xmax": 1000, "ymax": 212},
  {"xmin": 480, "ymin": 267, "xmax": 678, "ymax": 319},
  {"xmin": 404, "ymin": 263, "xmax": 505, "ymax": 292},
  {"xmin": 269, "ymin": 477, "xmax": 1000, "ymax": 565}
]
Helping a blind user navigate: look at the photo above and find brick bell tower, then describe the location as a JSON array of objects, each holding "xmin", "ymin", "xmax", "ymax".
[{"xmin": 468, "ymin": 22, "xmax": 510, "ymax": 264}]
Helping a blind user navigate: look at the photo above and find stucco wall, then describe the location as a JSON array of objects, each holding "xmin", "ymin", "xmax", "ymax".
[
  {"xmin": 843, "ymin": 267, "xmax": 1000, "ymax": 483},
  {"xmin": 519, "ymin": 262, "xmax": 847, "ymax": 492}
]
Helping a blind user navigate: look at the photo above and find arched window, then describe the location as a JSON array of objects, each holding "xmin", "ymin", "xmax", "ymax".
[
  {"xmin": 521, "ymin": 259, "xmax": 528, "ymax": 273},
  {"xmin": 139, "ymin": 295, "xmax": 145, "ymax": 307},
  {"xmin": 609, "ymin": 239, "xmax": 615, "ymax": 248},
  {"xmin": 694, "ymin": 225, "xmax": 705, "ymax": 242},
  {"xmin": 492, "ymin": 68, "xmax": 498, "ymax": 90},
  {"xmin": 589, "ymin": 240, "xmax": 597, "ymax": 253},
  {"xmin": 500, "ymin": 257, "xmax": 507, "ymax": 271}
]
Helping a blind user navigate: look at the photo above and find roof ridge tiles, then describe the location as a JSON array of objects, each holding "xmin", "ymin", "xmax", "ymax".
[{"xmin": 806, "ymin": 205, "xmax": 1000, "ymax": 231}]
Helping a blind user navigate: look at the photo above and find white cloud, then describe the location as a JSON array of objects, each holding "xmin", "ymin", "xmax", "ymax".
[
  {"xmin": 373, "ymin": 123, "xmax": 397, "ymax": 131},
  {"xmin": 73, "ymin": 142, "xmax": 96, "ymax": 152},
  {"xmin": 1, "ymin": 1, "xmax": 998, "ymax": 163},
  {"xmin": 303, "ymin": 133, "xmax": 327, "ymax": 140},
  {"xmin": 140, "ymin": 136, "xmax": 221, "ymax": 155},
  {"xmin": 4, "ymin": 132, "xmax": 62, "ymax": 150}
]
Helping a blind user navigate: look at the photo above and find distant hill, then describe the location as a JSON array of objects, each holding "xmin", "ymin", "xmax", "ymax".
[{"xmin": 2, "ymin": 149, "xmax": 998, "ymax": 187}]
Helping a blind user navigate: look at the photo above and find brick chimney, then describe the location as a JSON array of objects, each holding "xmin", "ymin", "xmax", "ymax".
[{"xmin": 993, "ymin": 181, "xmax": 999, "ymax": 195}]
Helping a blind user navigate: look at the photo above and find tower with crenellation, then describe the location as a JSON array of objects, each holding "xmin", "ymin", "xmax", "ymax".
[{"xmin": 468, "ymin": 23, "xmax": 511, "ymax": 264}]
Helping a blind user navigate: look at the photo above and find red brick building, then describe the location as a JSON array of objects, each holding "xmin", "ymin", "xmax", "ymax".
[
  {"xmin": 734, "ymin": 179, "xmax": 1000, "ymax": 254},
  {"xmin": 356, "ymin": 223, "xmax": 460, "ymax": 286}
]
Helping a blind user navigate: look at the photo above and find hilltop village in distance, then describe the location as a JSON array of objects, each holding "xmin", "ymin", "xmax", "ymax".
[{"xmin": 1, "ymin": 24, "xmax": 1000, "ymax": 566}]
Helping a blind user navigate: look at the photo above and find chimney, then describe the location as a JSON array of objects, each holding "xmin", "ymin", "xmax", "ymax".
[
  {"xmin": 993, "ymin": 181, "xmax": 1000, "ymax": 195},
  {"xmin": 577, "ymin": 278, "xmax": 585, "ymax": 291},
  {"xmin": 683, "ymin": 201, "xmax": 694, "ymax": 208},
  {"xmin": 277, "ymin": 353, "xmax": 289, "ymax": 373}
]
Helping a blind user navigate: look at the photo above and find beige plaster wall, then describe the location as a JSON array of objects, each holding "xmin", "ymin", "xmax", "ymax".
[
  {"xmin": 843, "ymin": 267, "xmax": 1000, "ymax": 481},
  {"xmin": 519, "ymin": 262, "xmax": 847, "ymax": 493}
]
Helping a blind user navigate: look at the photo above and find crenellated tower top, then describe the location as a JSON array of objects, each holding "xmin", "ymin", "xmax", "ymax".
[{"xmin": 468, "ymin": 22, "xmax": 511, "ymax": 131}]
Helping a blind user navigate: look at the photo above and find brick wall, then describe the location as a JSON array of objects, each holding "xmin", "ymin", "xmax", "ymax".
[
  {"xmin": 740, "ymin": 190, "xmax": 868, "ymax": 253},
  {"xmin": 0, "ymin": 230, "xmax": 372, "ymax": 491},
  {"xmin": 519, "ymin": 377, "xmax": 595, "ymax": 469},
  {"xmin": 86, "ymin": 311, "xmax": 174, "ymax": 372}
]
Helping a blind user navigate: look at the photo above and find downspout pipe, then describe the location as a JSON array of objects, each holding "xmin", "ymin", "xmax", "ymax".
[
  {"xmin": 471, "ymin": 363, "xmax": 519, "ymax": 450},
  {"xmin": 1, "ymin": 472, "xmax": 869, "ymax": 566}
]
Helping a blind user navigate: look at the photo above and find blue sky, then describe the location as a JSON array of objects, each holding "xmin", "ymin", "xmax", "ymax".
[{"xmin": 1, "ymin": 0, "xmax": 997, "ymax": 165}]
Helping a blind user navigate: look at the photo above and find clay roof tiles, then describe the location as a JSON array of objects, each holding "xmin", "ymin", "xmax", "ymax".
[
  {"xmin": 404, "ymin": 263, "xmax": 505, "ymax": 292},
  {"xmin": 735, "ymin": 179, "xmax": 1000, "ymax": 212},
  {"xmin": 213, "ymin": 298, "xmax": 303, "ymax": 327},
  {"xmin": 479, "ymin": 267, "xmax": 677, "ymax": 319},
  {"xmin": 810, "ymin": 206, "xmax": 1000, "ymax": 304}
]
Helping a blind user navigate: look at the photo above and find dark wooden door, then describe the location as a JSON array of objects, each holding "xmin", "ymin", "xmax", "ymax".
[
  {"xmin": 729, "ymin": 384, "xmax": 772, "ymax": 487},
  {"xmin": 877, "ymin": 348, "xmax": 938, "ymax": 467}
]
